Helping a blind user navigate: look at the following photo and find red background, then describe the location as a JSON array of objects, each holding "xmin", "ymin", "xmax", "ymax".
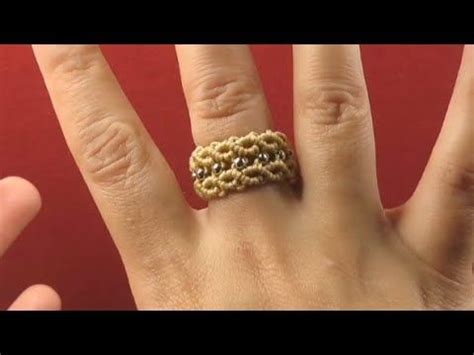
[{"xmin": 0, "ymin": 45, "xmax": 463, "ymax": 309}]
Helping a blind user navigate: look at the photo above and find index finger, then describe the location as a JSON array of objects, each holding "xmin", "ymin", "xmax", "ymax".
[{"xmin": 32, "ymin": 45, "xmax": 194, "ymax": 264}]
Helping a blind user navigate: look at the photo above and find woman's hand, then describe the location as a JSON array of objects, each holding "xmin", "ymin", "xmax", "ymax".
[
  {"xmin": 0, "ymin": 177, "xmax": 61, "ymax": 310},
  {"xmin": 33, "ymin": 45, "xmax": 472, "ymax": 309}
]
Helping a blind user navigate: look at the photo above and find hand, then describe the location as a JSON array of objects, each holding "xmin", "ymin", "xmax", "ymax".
[
  {"xmin": 33, "ymin": 45, "xmax": 473, "ymax": 309},
  {"xmin": 0, "ymin": 177, "xmax": 61, "ymax": 310}
]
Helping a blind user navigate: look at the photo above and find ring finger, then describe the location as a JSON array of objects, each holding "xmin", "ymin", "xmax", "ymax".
[{"xmin": 176, "ymin": 45, "xmax": 292, "ymax": 213}]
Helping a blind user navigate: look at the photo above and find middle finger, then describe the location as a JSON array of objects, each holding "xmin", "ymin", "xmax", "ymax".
[{"xmin": 176, "ymin": 45, "xmax": 293, "ymax": 214}]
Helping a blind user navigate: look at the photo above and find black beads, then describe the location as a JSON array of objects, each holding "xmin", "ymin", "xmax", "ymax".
[
  {"xmin": 212, "ymin": 162, "xmax": 223, "ymax": 174},
  {"xmin": 193, "ymin": 147, "xmax": 293, "ymax": 183},
  {"xmin": 233, "ymin": 156, "xmax": 249, "ymax": 170},
  {"xmin": 195, "ymin": 168, "xmax": 207, "ymax": 180},
  {"xmin": 257, "ymin": 152, "xmax": 270, "ymax": 164},
  {"xmin": 276, "ymin": 149, "xmax": 287, "ymax": 160}
]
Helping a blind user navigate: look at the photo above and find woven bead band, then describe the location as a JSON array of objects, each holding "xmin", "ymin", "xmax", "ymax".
[{"xmin": 189, "ymin": 130, "xmax": 298, "ymax": 200}]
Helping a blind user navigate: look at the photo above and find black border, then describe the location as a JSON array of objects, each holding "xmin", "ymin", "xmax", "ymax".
[
  {"xmin": 0, "ymin": 311, "xmax": 472, "ymax": 354},
  {"xmin": 0, "ymin": 31, "xmax": 473, "ymax": 44},
  {"xmin": 3, "ymin": 0, "xmax": 474, "ymax": 44}
]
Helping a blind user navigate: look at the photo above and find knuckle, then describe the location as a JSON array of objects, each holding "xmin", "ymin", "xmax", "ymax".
[
  {"xmin": 76, "ymin": 115, "xmax": 150, "ymax": 187},
  {"xmin": 298, "ymin": 82, "xmax": 370, "ymax": 129},
  {"xmin": 45, "ymin": 46, "xmax": 104, "ymax": 85},
  {"xmin": 437, "ymin": 160, "xmax": 474, "ymax": 197},
  {"xmin": 188, "ymin": 73, "xmax": 262, "ymax": 121}
]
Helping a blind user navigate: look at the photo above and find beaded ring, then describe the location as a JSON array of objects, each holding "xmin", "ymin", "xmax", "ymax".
[{"xmin": 189, "ymin": 130, "xmax": 298, "ymax": 200}]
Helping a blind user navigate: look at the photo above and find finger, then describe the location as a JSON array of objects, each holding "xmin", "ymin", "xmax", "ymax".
[
  {"xmin": 176, "ymin": 45, "xmax": 271, "ymax": 145},
  {"xmin": 176, "ymin": 45, "xmax": 289, "ymax": 211},
  {"xmin": 32, "ymin": 45, "xmax": 194, "ymax": 265},
  {"xmin": 399, "ymin": 45, "xmax": 473, "ymax": 279},
  {"xmin": 0, "ymin": 177, "xmax": 41, "ymax": 257},
  {"xmin": 8, "ymin": 284, "xmax": 61, "ymax": 310},
  {"xmin": 293, "ymin": 45, "xmax": 380, "ymax": 212}
]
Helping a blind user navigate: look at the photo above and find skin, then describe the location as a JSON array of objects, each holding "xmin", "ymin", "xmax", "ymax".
[
  {"xmin": 32, "ymin": 45, "xmax": 472, "ymax": 309},
  {"xmin": 0, "ymin": 177, "xmax": 61, "ymax": 310}
]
